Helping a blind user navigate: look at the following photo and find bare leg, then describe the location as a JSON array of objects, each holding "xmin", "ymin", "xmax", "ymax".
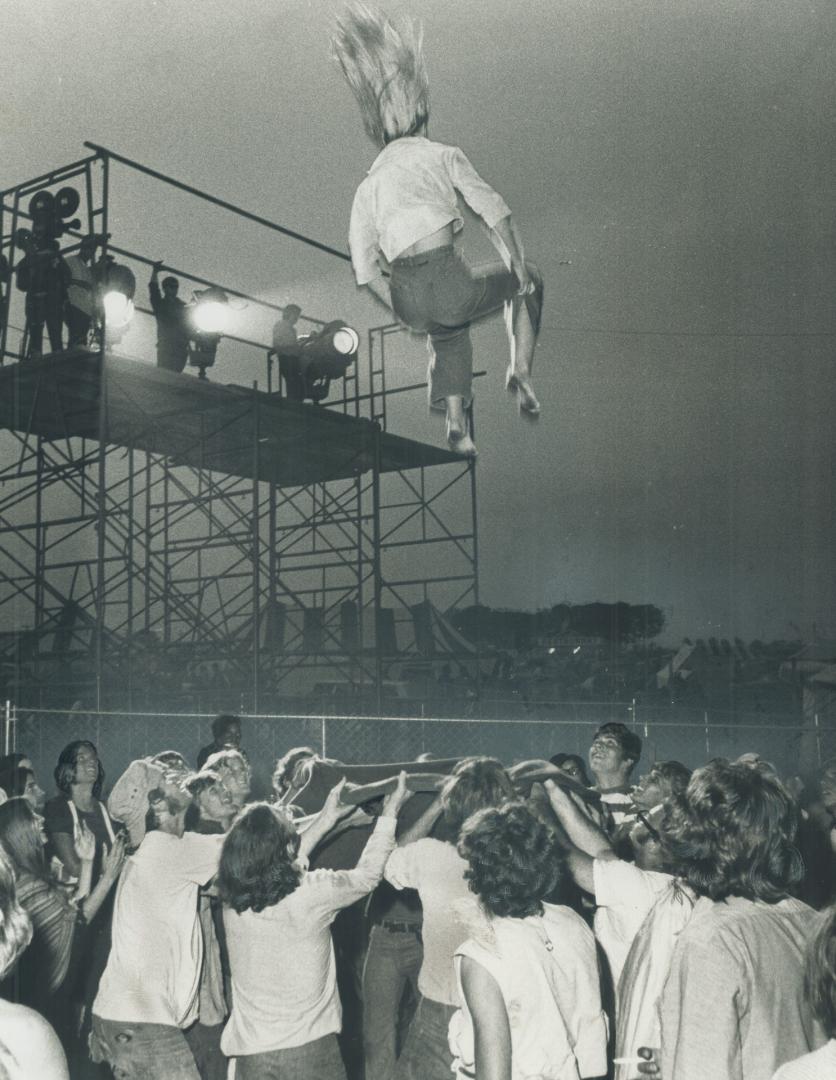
[
  {"xmin": 505, "ymin": 272, "xmax": 542, "ymax": 416},
  {"xmin": 444, "ymin": 395, "xmax": 477, "ymax": 457}
]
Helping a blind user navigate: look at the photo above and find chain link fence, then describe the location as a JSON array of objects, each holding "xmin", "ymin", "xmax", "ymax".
[{"xmin": 6, "ymin": 698, "xmax": 833, "ymax": 801}]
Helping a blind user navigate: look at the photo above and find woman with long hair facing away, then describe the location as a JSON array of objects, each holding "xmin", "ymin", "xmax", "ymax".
[
  {"xmin": 332, "ymin": 3, "xmax": 544, "ymax": 458},
  {"xmin": 382, "ymin": 757, "xmax": 515, "ymax": 1080},
  {"xmin": 0, "ymin": 797, "xmax": 124, "ymax": 1041},
  {"xmin": 217, "ymin": 774, "xmax": 412, "ymax": 1080},
  {"xmin": 0, "ymin": 840, "xmax": 75, "ymax": 1078},
  {"xmin": 451, "ymin": 802, "xmax": 607, "ymax": 1080}
]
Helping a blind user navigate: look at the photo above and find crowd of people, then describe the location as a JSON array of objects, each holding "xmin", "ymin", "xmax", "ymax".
[{"xmin": 0, "ymin": 710, "xmax": 832, "ymax": 1080}]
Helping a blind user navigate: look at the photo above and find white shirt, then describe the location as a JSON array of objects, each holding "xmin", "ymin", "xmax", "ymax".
[
  {"xmin": 221, "ymin": 816, "xmax": 396, "ymax": 1056},
  {"xmin": 660, "ymin": 897, "xmax": 827, "ymax": 1080},
  {"xmin": 93, "ymin": 831, "xmax": 223, "ymax": 1028},
  {"xmin": 64, "ymin": 254, "xmax": 95, "ymax": 315},
  {"xmin": 592, "ymin": 858, "xmax": 672, "ymax": 991},
  {"xmin": 385, "ymin": 837, "xmax": 479, "ymax": 1006},
  {"xmin": 614, "ymin": 881, "xmax": 697, "ymax": 1080},
  {"xmin": 449, "ymin": 904, "xmax": 608, "ymax": 1080},
  {"xmin": 348, "ymin": 137, "xmax": 511, "ymax": 285},
  {"xmin": 772, "ymin": 1042, "xmax": 836, "ymax": 1080}
]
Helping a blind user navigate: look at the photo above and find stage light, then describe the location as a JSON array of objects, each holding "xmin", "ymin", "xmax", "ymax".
[
  {"xmin": 288, "ymin": 319, "xmax": 359, "ymax": 403},
  {"xmin": 192, "ymin": 287, "xmax": 230, "ymax": 334},
  {"xmin": 332, "ymin": 326, "xmax": 360, "ymax": 355},
  {"xmin": 99, "ymin": 258, "xmax": 136, "ymax": 345},
  {"xmin": 102, "ymin": 291, "xmax": 134, "ymax": 331}
]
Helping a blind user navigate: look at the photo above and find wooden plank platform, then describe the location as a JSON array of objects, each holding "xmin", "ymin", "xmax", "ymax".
[{"xmin": 0, "ymin": 350, "xmax": 461, "ymax": 486}]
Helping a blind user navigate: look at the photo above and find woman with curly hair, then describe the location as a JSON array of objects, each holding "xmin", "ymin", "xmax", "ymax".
[
  {"xmin": 451, "ymin": 801, "xmax": 607, "ymax": 1080},
  {"xmin": 382, "ymin": 757, "xmax": 515, "ymax": 1080},
  {"xmin": 217, "ymin": 774, "xmax": 412, "ymax": 1079},
  {"xmin": 332, "ymin": 3, "xmax": 544, "ymax": 457},
  {"xmin": 0, "ymin": 846, "xmax": 69, "ymax": 1079},
  {"xmin": 655, "ymin": 759, "xmax": 827, "ymax": 1080}
]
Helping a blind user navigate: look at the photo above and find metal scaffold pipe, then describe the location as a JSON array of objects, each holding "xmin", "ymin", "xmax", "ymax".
[{"xmin": 83, "ymin": 142, "xmax": 352, "ymax": 263}]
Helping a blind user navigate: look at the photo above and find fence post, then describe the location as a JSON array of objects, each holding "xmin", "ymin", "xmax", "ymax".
[
  {"xmin": 321, "ymin": 716, "xmax": 328, "ymax": 759},
  {"xmin": 704, "ymin": 711, "xmax": 710, "ymax": 759},
  {"xmin": 814, "ymin": 712, "xmax": 821, "ymax": 767},
  {"xmin": 3, "ymin": 700, "xmax": 11, "ymax": 755}
]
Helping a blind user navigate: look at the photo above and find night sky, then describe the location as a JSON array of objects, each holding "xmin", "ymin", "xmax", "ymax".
[{"xmin": 3, "ymin": 0, "xmax": 834, "ymax": 644}]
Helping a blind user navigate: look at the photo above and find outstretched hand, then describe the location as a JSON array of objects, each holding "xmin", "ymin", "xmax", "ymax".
[
  {"xmin": 322, "ymin": 778, "xmax": 355, "ymax": 823},
  {"xmin": 381, "ymin": 771, "xmax": 413, "ymax": 818},
  {"xmin": 102, "ymin": 833, "xmax": 127, "ymax": 882},
  {"xmin": 74, "ymin": 822, "xmax": 96, "ymax": 863}
]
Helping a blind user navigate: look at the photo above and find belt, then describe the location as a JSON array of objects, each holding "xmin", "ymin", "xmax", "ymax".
[
  {"xmin": 391, "ymin": 244, "xmax": 455, "ymax": 268},
  {"xmin": 378, "ymin": 919, "xmax": 422, "ymax": 934}
]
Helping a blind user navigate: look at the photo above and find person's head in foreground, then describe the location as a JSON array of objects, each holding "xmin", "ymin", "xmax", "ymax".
[
  {"xmin": 0, "ymin": 798, "xmax": 49, "ymax": 882},
  {"xmin": 211, "ymin": 714, "xmax": 242, "ymax": 752},
  {"xmin": 0, "ymin": 765, "xmax": 45, "ymax": 812},
  {"xmin": 662, "ymin": 757, "xmax": 803, "ymax": 902},
  {"xmin": 549, "ymin": 752, "xmax": 591, "ymax": 787},
  {"xmin": 588, "ymin": 722, "xmax": 642, "ymax": 787},
  {"xmin": 633, "ymin": 759, "xmax": 692, "ymax": 812},
  {"xmin": 204, "ymin": 749, "xmax": 251, "ymax": 811},
  {"xmin": 332, "ymin": 2, "xmax": 429, "ymax": 147},
  {"xmin": 458, "ymin": 801, "xmax": 564, "ymax": 918},
  {"xmin": 144, "ymin": 786, "xmax": 191, "ymax": 839},
  {"xmin": 185, "ymin": 770, "xmax": 236, "ymax": 832},
  {"xmin": 440, "ymin": 756, "xmax": 514, "ymax": 838},
  {"xmin": 217, "ymin": 803, "xmax": 302, "ymax": 915},
  {"xmin": 271, "ymin": 746, "xmax": 318, "ymax": 802},
  {"xmin": 54, "ymin": 740, "xmax": 104, "ymax": 799}
]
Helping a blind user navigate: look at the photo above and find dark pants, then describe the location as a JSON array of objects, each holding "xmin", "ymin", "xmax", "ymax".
[
  {"xmin": 235, "ymin": 1033, "xmax": 347, "ymax": 1080},
  {"xmin": 362, "ymin": 923, "xmax": 423, "ymax": 1080},
  {"xmin": 393, "ymin": 996, "xmax": 457, "ymax": 1080},
  {"xmin": 389, "ymin": 246, "xmax": 543, "ymax": 409},
  {"xmin": 65, "ymin": 304, "xmax": 93, "ymax": 348}
]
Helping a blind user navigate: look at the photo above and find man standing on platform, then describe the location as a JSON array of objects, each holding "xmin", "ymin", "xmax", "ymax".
[
  {"xmin": 271, "ymin": 303, "xmax": 305, "ymax": 400},
  {"xmin": 149, "ymin": 262, "xmax": 191, "ymax": 373},
  {"xmin": 64, "ymin": 235, "xmax": 98, "ymax": 348}
]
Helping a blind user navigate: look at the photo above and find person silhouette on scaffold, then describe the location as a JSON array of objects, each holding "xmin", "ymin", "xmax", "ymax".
[{"xmin": 333, "ymin": 2, "xmax": 544, "ymax": 458}]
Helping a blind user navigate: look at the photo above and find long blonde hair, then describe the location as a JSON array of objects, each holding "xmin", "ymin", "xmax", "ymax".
[{"xmin": 332, "ymin": 3, "xmax": 430, "ymax": 147}]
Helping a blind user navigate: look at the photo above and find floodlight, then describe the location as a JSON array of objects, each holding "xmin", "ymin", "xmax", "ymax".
[
  {"xmin": 331, "ymin": 326, "xmax": 360, "ymax": 355},
  {"xmin": 102, "ymin": 291, "xmax": 134, "ymax": 330},
  {"xmin": 192, "ymin": 287, "xmax": 230, "ymax": 334},
  {"xmin": 99, "ymin": 258, "xmax": 137, "ymax": 345}
]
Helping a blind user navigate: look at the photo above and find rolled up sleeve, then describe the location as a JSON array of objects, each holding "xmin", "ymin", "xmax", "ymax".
[{"xmin": 446, "ymin": 147, "xmax": 511, "ymax": 229}]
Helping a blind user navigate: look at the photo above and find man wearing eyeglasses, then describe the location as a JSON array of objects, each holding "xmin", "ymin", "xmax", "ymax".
[{"xmin": 542, "ymin": 765, "xmax": 687, "ymax": 996}]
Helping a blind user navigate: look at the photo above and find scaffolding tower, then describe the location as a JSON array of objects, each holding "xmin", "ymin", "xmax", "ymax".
[{"xmin": 0, "ymin": 146, "xmax": 479, "ymax": 712}]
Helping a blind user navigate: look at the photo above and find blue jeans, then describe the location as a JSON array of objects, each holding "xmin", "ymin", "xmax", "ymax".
[
  {"xmin": 235, "ymin": 1033, "xmax": 347, "ymax": 1080},
  {"xmin": 90, "ymin": 1015, "xmax": 201, "ymax": 1080},
  {"xmin": 393, "ymin": 995, "xmax": 457, "ymax": 1080},
  {"xmin": 389, "ymin": 246, "xmax": 543, "ymax": 408},
  {"xmin": 362, "ymin": 923, "xmax": 423, "ymax": 1080}
]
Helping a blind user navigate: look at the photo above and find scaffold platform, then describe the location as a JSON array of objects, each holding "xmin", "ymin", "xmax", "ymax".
[{"xmin": 0, "ymin": 350, "xmax": 460, "ymax": 487}]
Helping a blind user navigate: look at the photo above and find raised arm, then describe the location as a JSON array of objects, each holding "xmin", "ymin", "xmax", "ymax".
[
  {"xmin": 544, "ymin": 779, "xmax": 616, "ymax": 894},
  {"xmin": 396, "ymin": 792, "xmax": 443, "ymax": 847}
]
